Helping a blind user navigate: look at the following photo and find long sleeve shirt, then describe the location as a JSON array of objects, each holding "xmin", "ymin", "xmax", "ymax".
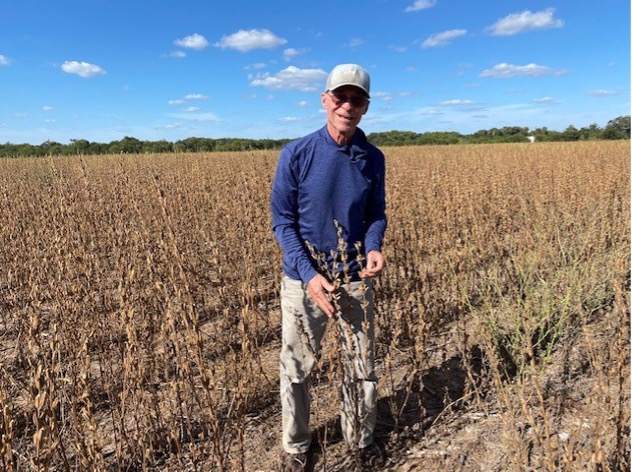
[{"xmin": 271, "ymin": 126, "xmax": 387, "ymax": 284}]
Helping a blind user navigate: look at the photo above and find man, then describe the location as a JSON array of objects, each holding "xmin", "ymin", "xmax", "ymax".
[{"xmin": 270, "ymin": 64, "xmax": 387, "ymax": 471}]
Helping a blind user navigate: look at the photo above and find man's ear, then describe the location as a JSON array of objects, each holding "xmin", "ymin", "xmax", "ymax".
[
  {"xmin": 321, "ymin": 92, "xmax": 328, "ymax": 108},
  {"xmin": 363, "ymin": 101, "xmax": 370, "ymax": 115}
]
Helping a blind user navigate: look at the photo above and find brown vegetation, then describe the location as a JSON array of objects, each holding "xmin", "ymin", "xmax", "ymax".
[{"xmin": 0, "ymin": 141, "xmax": 629, "ymax": 471}]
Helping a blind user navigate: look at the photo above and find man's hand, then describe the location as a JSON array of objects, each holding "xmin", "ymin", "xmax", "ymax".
[
  {"xmin": 361, "ymin": 250, "xmax": 386, "ymax": 279},
  {"xmin": 307, "ymin": 274, "xmax": 336, "ymax": 318}
]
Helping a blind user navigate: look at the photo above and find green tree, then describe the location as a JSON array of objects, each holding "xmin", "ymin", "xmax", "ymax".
[
  {"xmin": 70, "ymin": 139, "xmax": 90, "ymax": 155},
  {"xmin": 602, "ymin": 115, "xmax": 631, "ymax": 140},
  {"xmin": 562, "ymin": 125, "xmax": 580, "ymax": 141},
  {"xmin": 578, "ymin": 123, "xmax": 602, "ymax": 141}
]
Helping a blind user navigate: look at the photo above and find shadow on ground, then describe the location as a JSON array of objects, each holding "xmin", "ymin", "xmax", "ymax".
[{"xmin": 298, "ymin": 346, "xmax": 487, "ymax": 471}]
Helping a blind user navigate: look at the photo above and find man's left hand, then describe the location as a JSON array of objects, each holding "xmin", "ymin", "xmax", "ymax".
[{"xmin": 361, "ymin": 250, "xmax": 385, "ymax": 279}]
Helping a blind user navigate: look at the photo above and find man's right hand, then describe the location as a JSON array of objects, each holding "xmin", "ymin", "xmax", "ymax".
[{"xmin": 307, "ymin": 274, "xmax": 336, "ymax": 318}]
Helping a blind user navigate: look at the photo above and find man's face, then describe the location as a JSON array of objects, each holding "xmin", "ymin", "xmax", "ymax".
[{"xmin": 321, "ymin": 85, "xmax": 369, "ymax": 139}]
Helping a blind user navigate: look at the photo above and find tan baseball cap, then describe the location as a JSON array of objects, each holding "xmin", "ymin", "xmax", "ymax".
[{"xmin": 325, "ymin": 64, "xmax": 370, "ymax": 97}]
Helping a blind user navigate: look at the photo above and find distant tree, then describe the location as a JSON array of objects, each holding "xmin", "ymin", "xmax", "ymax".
[
  {"xmin": 145, "ymin": 140, "xmax": 173, "ymax": 153},
  {"xmin": 562, "ymin": 125, "xmax": 581, "ymax": 141},
  {"xmin": 578, "ymin": 123, "xmax": 602, "ymax": 141},
  {"xmin": 532, "ymin": 127, "xmax": 564, "ymax": 142},
  {"xmin": 88, "ymin": 142, "xmax": 108, "ymax": 155},
  {"xmin": 41, "ymin": 140, "xmax": 64, "ymax": 156},
  {"xmin": 70, "ymin": 139, "xmax": 90, "ymax": 154},
  {"xmin": 500, "ymin": 126, "xmax": 529, "ymax": 137},
  {"xmin": 0, "ymin": 115, "xmax": 628, "ymax": 157},
  {"xmin": 602, "ymin": 115, "xmax": 631, "ymax": 140}
]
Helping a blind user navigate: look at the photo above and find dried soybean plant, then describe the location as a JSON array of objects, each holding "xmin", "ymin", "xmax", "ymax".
[
  {"xmin": 0, "ymin": 151, "xmax": 282, "ymax": 471},
  {"xmin": 296, "ymin": 219, "xmax": 376, "ymax": 469},
  {"xmin": 376, "ymin": 141, "xmax": 630, "ymax": 471},
  {"xmin": 0, "ymin": 141, "xmax": 628, "ymax": 471}
]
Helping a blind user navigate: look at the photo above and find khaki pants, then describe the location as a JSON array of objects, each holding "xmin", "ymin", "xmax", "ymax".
[{"xmin": 280, "ymin": 276, "xmax": 377, "ymax": 454}]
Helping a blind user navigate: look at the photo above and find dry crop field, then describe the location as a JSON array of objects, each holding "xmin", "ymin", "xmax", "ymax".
[{"xmin": 0, "ymin": 141, "xmax": 629, "ymax": 471}]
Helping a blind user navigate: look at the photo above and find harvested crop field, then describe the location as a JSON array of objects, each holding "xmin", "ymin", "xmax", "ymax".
[{"xmin": 0, "ymin": 141, "xmax": 629, "ymax": 471}]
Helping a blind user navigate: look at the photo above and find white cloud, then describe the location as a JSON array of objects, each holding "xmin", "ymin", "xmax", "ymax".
[
  {"xmin": 167, "ymin": 51, "xmax": 187, "ymax": 58},
  {"xmin": 344, "ymin": 38, "xmax": 365, "ymax": 48},
  {"xmin": 0, "ymin": 55, "xmax": 10, "ymax": 66},
  {"xmin": 184, "ymin": 94, "xmax": 209, "ymax": 100},
  {"xmin": 480, "ymin": 63, "xmax": 564, "ymax": 78},
  {"xmin": 283, "ymin": 48, "xmax": 309, "ymax": 61},
  {"xmin": 245, "ymin": 62, "xmax": 267, "ymax": 70},
  {"xmin": 487, "ymin": 8, "xmax": 564, "ymax": 36},
  {"xmin": 215, "ymin": 29, "xmax": 287, "ymax": 52},
  {"xmin": 174, "ymin": 33, "xmax": 209, "ymax": 50},
  {"xmin": 587, "ymin": 89, "xmax": 619, "ymax": 96},
  {"xmin": 297, "ymin": 101, "xmax": 308, "ymax": 107},
  {"xmin": 438, "ymin": 99, "xmax": 477, "ymax": 106},
  {"xmin": 250, "ymin": 66, "xmax": 327, "ymax": 92},
  {"xmin": 61, "ymin": 61, "xmax": 106, "ymax": 78},
  {"xmin": 422, "ymin": 29, "xmax": 467, "ymax": 48},
  {"xmin": 169, "ymin": 94, "xmax": 209, "ymax": 106},
  {"xmin": 533, "ymin": 96, "xmax": 560, "ymax": 104},
  {"xmin": 42, "ymin": 106, "xmax": 54, "ymax": 111},
  {"xmin": 404, "ymin": 0, "xmax": 436, "ymax": 13},
  {"xmin": 368, "ymin": 91, "xmax": 416, "ymax": 103}
]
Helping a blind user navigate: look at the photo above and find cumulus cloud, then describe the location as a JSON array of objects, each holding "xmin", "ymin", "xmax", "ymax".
[
  {"xmin": 0, "ymin": 55, "xmax": 10, "ymax": 66},
  {"xmin": 487, "ymin": 8, "xmax": 564, "ymax": 36},
  {"xmin": 283, "ymin": 48, "xmax": 309, "ymax": 61},
  {"xmin": 404, "ymin": 0, "xmax": 436, "ymax": 12},
  {"xmin": 42, "ymin": 106, "xmax": 54, "ymax": 111},
  {"xmin": 215, "ymin": 29, "xmax": 287, "ymax": 52},
  {"xmin": 61, "ymin": 61, "xmax": 106, "ymax": 78},
  {"xmin": 174, "ymin": 33, "xmax": 209, "ymax": 50},
  {"xmin": 422, "ymin": 29, "xmax": 467, "ymax": 48},
  {"xmin": 480, "ymin": 63, "xmax": 567, "ymax": 78},
  {"xmin": 249, "ymin": 66, "xmax": 327, "ymax": 92}
]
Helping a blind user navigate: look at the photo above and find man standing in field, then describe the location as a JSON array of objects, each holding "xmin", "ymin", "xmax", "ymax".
[{"xmin": 270, "ymin": 64, "xmax": 387, "ymax": 471}]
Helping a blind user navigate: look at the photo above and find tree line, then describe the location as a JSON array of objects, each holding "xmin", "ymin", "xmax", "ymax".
[{"xmin": 1, "ymin": 115, "xmax": 629, "ymax": 158}]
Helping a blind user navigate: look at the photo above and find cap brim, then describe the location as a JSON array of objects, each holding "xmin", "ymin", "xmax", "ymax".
[{"xmin": 328, "ymin": 83, "xmax": 370, "ymax": 97}]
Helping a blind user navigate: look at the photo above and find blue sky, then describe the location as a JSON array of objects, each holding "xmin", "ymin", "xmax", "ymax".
[{"xmin": 1, "ymin": 0, "xmax": 629, "ymax": 145}]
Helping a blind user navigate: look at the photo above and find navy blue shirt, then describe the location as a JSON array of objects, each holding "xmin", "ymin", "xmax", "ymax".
[{"xmin": 271, "ymin": 126, "xmax": 387, "ymax": 283}]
